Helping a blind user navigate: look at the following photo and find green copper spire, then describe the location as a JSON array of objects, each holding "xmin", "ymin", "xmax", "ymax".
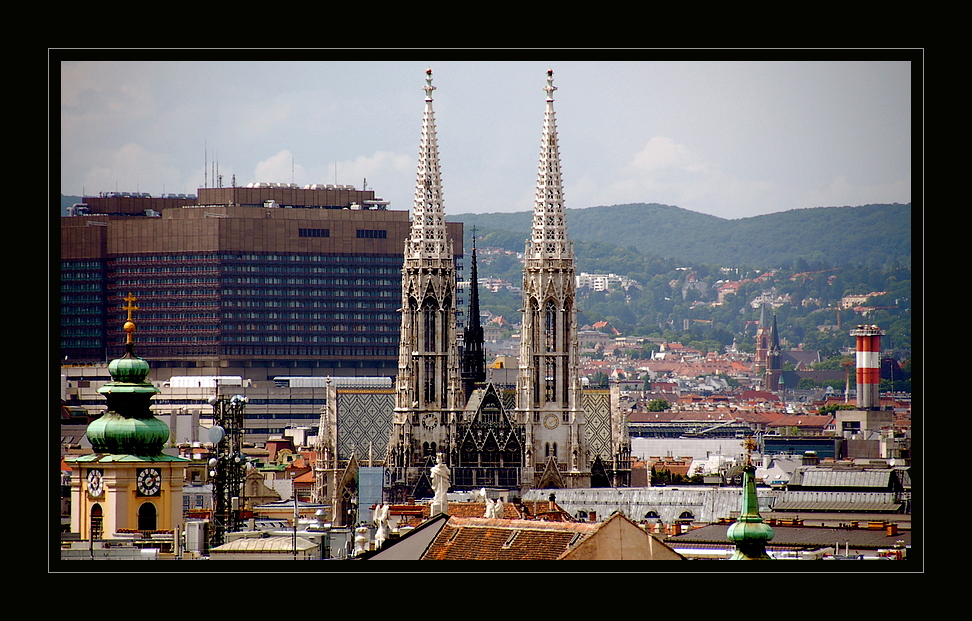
[
  {"xmin": 86, "ymin": 293, "xmax": 169, "ymax": 456},
  {"xmin": 726, "ymin": 437, "xmax": 775, "ymax": 560}
]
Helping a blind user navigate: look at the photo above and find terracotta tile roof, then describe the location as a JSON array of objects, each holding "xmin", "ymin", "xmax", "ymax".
[{"xmin": 423, "ymin": 517, "xmax": 597, "ymax": 560}]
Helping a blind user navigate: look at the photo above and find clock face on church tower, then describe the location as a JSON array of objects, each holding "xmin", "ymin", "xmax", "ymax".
[
  {"xmin": 137, "ymin": 468, "xmax": 161, "ymax": 496},
  {"xmin": 87, "ymin": 469, "xmax": 104, "ymax": 498}
]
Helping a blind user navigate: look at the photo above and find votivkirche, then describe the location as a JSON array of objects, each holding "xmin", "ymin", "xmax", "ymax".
[{"xmin": 383, "ymin": 69, "xmax": 631, "ymax": 502}]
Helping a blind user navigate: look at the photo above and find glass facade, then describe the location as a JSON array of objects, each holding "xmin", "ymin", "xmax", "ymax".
[{"xmin": 61, "ymin": 252, "xmax": 403, "ymax": 366}]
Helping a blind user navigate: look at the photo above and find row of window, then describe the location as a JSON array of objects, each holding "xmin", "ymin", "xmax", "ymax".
[
  {"xmin": 230, "ymin": 253, "xmax": 400, "ymax": 263},
  {"xmin": 222, "ymin": 346, "xmax": 397, "ymax": 357},
  {"xmin": 222, "ymin": 277, "xmax": 395, "ymax": 286},
  {"xmin": 114, "ymin": 278, "xmax": 219, "ymax": 286},
  {"xmin": 112, "ymin": 266, "xmax": 218, "ymax": 275},
  {"xmin": 222, "ymin": 311, "xmax": 397, "ymax": 320},
  {"xmin": 225, "ymin": 264, "xmax": 400, "ymax": 275},
  {"xmin": 109, "ymin": 253, "xmax": 406, "ymax": 264},
  {"xmin": 222, "ymin": 324, "xmax": 396, "ymax": 333},
  {"xmin": 224, "ymin": 335, "xmax": 397, "ymax": 344}
]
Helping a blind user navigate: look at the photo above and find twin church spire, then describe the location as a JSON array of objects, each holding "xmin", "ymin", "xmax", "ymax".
[{"xmin": 390, "ymin": 68, "xmax": 589, "ymax": 496}]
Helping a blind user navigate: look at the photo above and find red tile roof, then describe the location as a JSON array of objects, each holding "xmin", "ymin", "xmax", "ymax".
[{"xmin": 423, "ymin": 517, "xmax": 597, "ymax": 560}]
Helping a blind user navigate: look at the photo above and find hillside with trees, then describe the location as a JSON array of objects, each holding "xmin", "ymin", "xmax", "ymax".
[
  {"xmin": 455, "ymin": 203, "xmax": 913, "ymax": 375},
  {"xmin": 450, "ymin": 202, "xmax": 912, "ymax": 271}
]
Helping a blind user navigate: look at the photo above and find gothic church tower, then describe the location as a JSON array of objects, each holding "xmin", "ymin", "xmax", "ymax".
[
  {"xmin": 387, "ymin": 70, "xmax": 462, "ymax": 499},
  {"xmin": 517, "ymin": 70, "xmax": 589, "ymax": 489}
]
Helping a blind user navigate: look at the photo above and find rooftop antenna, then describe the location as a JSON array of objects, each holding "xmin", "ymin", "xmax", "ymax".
[{"xmin": 204, "ymin": 141, "xmax": 208, "ymax": 189}]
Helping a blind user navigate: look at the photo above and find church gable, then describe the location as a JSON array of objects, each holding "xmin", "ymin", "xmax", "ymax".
[
  {"xmin": 457, "ymin": 384, "xmax": 521, "ymax": 452},
  {"xmin": 536, "ymin": 456, "xmax": 566, "ymax": 489}
]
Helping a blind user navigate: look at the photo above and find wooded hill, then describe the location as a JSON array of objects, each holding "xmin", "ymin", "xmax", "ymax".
[{"xmin": 448, "ymin": 202, "xmax": 912, "ymax": 271}]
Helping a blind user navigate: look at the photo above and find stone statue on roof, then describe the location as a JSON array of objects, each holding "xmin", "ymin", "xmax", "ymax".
[
  {"xmin": 430, "ymin": 452, "xmax": 450, "ymax": 515},
  {"xmin": 374, "ymin": 503, "xmax": 390, "ymax": 549}
]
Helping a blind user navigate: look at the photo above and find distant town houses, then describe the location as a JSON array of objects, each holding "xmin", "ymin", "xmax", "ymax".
[
  {"xmin": 750, "ymin": 288, "xmax": 791, "ymax": 309},
  {"xmin": 576, "ymin": 272, "xmax": 640, "ymax": 292}
]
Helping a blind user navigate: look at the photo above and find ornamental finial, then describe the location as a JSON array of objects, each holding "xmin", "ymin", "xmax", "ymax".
[
  {"xmin": 743, "ymin": 436, "xmax": 757, "ymax": 466},
  {"xmin": 424, "ymin": 68, "xmax": 436, "ymax": 101},
  {"xmin": 545, "ymin": 69, "xmax": 557, "ymax": 101},
  {"xmin": 122, "ymin": 292, "xmax": 138, "ymax": 345}
]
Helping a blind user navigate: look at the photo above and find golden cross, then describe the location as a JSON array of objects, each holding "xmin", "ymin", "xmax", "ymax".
[
  {"xmin": 742, "ymin": 436, "xmax": 757, "ymax": 465},
  {"xmin": 123, "ymin": 292, "xmax": 138, "ymax": 321},
  {"xmin": 122, "ymin": 293, "xmax": 138, "ymax": 344}
]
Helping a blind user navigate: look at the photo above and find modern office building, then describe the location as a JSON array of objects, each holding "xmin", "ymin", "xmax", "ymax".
[{"xmin": 60, "ymin": 184, "xmax": 464, "ymax": 382}]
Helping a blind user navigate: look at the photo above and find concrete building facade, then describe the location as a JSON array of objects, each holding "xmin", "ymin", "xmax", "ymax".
[{"xmin": 61, "ymin": 185, "xmax": 462, "ymax": 381}]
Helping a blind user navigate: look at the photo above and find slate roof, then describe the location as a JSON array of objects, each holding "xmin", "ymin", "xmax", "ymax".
[
  {"xmin": 789, "ymin": 466, "xmax": 901, "ymax": 489},
  {"xmin": 667, "ymin": 523, "xmax": 910, "ymax": 551}
]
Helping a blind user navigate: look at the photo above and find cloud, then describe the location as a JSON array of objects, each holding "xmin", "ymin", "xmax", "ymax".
[
  {"xmin": 252, "ymin": 150, "xmax": 305, "ymax": 185},
  {"xmin": 77, "ymin": 143, "xmax": 183, "ymax": 195},
  {"xmin": 248, "ymin": 149, "xmax": 414, "ymax": 200},
  {"xmin": 571, "ymin": 136, "xmax": 785, "ymax": 219},
  {"xmin": 628, "ymin": 136, "xmax": 703, "ymax": 175},
  {"xmin": 343, "ymin": 150, "xmax": 413, "ymax": 179}
]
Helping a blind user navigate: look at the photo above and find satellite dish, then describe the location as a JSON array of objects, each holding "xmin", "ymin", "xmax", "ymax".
[{"xmin": 208, "ymin": 425, "xmax": 225, "ymax": 443}]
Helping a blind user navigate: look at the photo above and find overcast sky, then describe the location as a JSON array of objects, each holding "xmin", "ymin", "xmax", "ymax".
[{"xmin": 58, "ymin": 56, "xmax": 914, "ymax": 220}]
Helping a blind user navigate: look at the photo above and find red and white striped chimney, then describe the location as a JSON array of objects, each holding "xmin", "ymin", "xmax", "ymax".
[{"xmin": 849, "ymin": 324, "xmax": 885, "ymax": 409}]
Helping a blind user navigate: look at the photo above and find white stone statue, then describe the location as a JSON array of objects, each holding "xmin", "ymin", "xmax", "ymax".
[
  {"xmin": 484, "ymin": 497, "xmax": 504, "ymax": 519},
  {"xmin": 353, "ymin": 525, "xmax": 370, "ymax": 556},
  {"xmin": 374, "ymin": 503, "xmax": 390, "ymax": 549},
  {"xmin": 429, "ymin": 452, "xmax": 450, "ymax": 515}
]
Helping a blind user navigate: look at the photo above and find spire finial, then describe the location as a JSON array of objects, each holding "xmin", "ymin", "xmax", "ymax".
[
  {"xmin": 545, "ymin": 69, "xmax": 557, "ymax": 101},
  {"xmin": 408, "ymin": 67, "xmax": 450, "ymax": 260},
  {"xmin": 743, "ymin": 435, "xmax": 757, "ymax": 467},
  {"xmin": 122, "ymin": 292, "xmax": 138, "ymax": 345},
  {"xmin": 424, "ymin": 68, "xmax": 436, "ymax": 101}
]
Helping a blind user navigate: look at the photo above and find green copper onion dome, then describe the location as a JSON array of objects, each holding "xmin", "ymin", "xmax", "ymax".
[
  {"xmin": 108, "ymin": 348, "xmax": 151, "ymax": 383},
  {"xmin": 87, "ymin": 293, "xmax": 169, "ymax": 456}
]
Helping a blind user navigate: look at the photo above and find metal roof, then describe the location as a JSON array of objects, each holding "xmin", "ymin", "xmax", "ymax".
[
  {"xmin": 772, "ymin": 500, "xmax": 901, "ymax": 512},
  {"xmin": 210, "ymin": 535, "xmax": 317, "ymax": 553},
  {"xmin": 800, "ymin": 468, "xmax": 894, "ymax": 488}
]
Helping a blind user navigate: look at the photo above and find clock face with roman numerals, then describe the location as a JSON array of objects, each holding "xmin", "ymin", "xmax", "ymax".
[
  {"xmin": 422, "ymin": 413, "xmax": 438, "ymax": 429},
  {"xmin": 87, "ymin": 469, "xmax": 104, "ymax": 498},
  {"xmin": 137, "ymin": 468, "xmax": 161, "ymax": 496}
]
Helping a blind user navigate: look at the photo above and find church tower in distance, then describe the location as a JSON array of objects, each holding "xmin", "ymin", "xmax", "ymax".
[
  {"xmin": 517, "ymin": 70, "xmax": 589, "ymax": 489},
  {"xmin": 387, "ymin": 69, "xmax": 462, "ymax": 500}
]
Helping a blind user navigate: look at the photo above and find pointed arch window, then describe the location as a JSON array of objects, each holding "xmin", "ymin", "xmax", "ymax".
[{"xmin": 423, "ymin": 299, "xmax": 437, "ymax": 352}]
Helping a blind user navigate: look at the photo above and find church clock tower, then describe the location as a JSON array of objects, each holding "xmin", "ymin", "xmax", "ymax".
[
  {"xmin": 68, "ymin": 293, "xmax": 189, "ymax": 542},
  {"xmin": 387, "ymin": 70, "xmax": 462, "ymax": 500},
  {"xmin": 517, "ymin": 70, "xmax": 589, "ymax": 489}
]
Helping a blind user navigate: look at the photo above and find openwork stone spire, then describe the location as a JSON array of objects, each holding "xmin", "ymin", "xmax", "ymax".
[
  {"xmin": 527, "ymin": 69, "xmax": 571, "ymax": 261},
  {"xmin": 406, "ymin": 68, "xmax": 452, "ymax": 261},
  {"xmin": 517, "ymin": 70, "xmax": 587, "ymax": 488},
  {"xmin": 389, "ymin": 69, "xmax": 461, "ymax": 498}
]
